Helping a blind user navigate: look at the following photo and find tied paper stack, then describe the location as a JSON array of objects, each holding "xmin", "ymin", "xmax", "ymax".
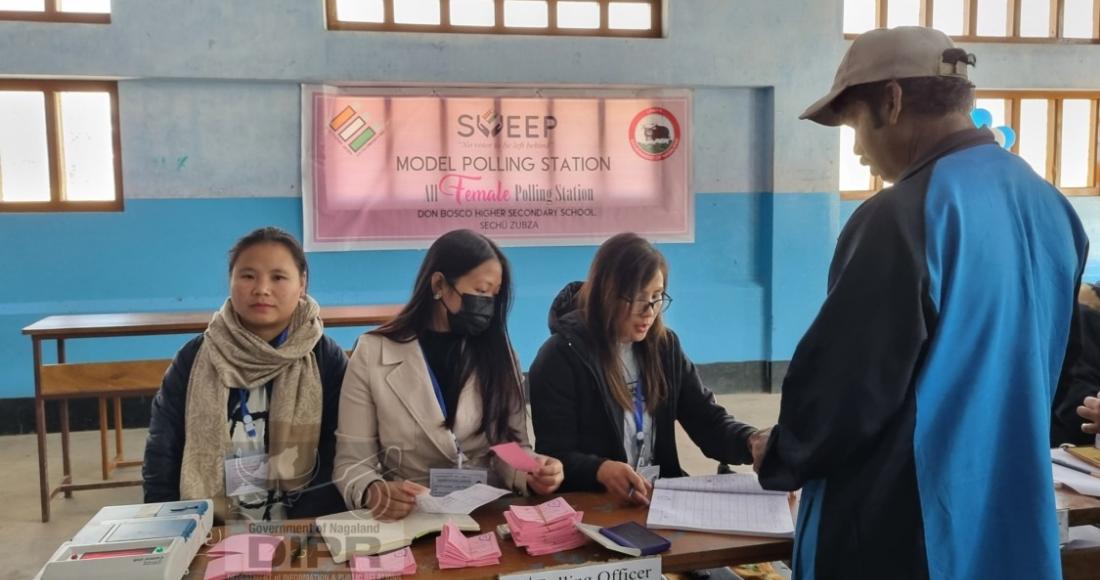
[
  {"xmin": 504, "ymin": 497, "xmax": 589, "ymax": 555},
  {"xmin": 435, "ymin": 522, "xmax": 503, "ymax": 569},
  {"xmin": 203, "ymin": 534, "xmax": 283, "ymax": 580},
  {"xmin": 351, "ymin": 547, "xmax": 417, "ymax": 579}
]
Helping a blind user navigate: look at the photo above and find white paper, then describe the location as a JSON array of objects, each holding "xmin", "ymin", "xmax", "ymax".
[
  {"xmin": 646, "ymin": 474, "xmax": 794, "ymax": 537},
  {"xmin": 1052, "ymin": 448, "xmax": 1100, "ymax": 498},
  {"xmin": 655, "ymin": 473, "xmax": 785, "ymax": 495},
  {"xmin": 225, "ymin": 453, "xmax": 268, "ymax": 497},
  {"xmin": 415, "ymin": 483, "xmax": 510, "ymax": 515}
]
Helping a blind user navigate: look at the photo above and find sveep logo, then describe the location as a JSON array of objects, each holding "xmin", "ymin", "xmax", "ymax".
[{"xmin": 457, "ymin": 110, "xmax": 558, "ymax": 139}]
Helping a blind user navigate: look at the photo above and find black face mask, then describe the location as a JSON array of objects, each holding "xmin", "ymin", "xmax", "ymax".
[{"xmin": 445, "ymin": 292, "xmax": 495, "ymax": 336}]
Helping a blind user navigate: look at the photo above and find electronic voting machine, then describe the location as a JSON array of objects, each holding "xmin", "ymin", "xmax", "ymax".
[{"xmin": 36, "ymin": 499, "xmax": 213, "ymax": 580}]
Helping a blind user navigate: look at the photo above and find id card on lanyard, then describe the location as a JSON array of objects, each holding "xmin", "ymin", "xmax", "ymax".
[
  {"xmin": 422, "ymin": 347, "xmax": 488, "ymax": 496},
  {"xmin": 225, "ymin": 389, "xmax": 269, "ymax": 497}
]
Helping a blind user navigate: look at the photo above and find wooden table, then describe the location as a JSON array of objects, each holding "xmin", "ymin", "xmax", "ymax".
[
  {"xmin": 181, "ymin": 489, "xmax": 1100, "ymax": 579},
  {"xmin": 185, "ymin": 492, "xmax": 796, "ymax": 579},
  {"xmin": 23, "ymin": 305, "xmax": 402, "ymax": 523}
]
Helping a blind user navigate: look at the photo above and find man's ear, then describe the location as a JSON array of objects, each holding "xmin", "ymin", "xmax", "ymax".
[{"xmin": 885, "ymin": 80, "xmax": 904, "ymax": 126}]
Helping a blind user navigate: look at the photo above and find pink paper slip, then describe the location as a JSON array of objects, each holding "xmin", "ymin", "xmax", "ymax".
[
  {"xmin": 504, "ymin": 500, "xmax": 589, "ymax": 556},
  {"xmin": 206, "ymin": 533, "xmax": 283, "ymax": 561},
  {"xmin": 490, "ymin": 442, "xmax": 541, "ymax": 472},
  {"xmin": 435, "ymin": 522, "xmax": 502, "ymax": 569},
  {"xmin": 351, "ymin": 547, "xmax": 417, "ymax": 579},
  {"xmin": 203, "ymin": 552, "xmax": 273, "ymax": 580}
]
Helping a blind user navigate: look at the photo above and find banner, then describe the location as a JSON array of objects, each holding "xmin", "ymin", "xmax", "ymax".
[{"xmin": 302, "ymin": 86, "xmax": 692, "ymax": 250}]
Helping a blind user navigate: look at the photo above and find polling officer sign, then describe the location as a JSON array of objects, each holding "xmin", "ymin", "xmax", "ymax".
[
  {"xmin": 497, "ymin": 555, "xmax": 662, "ymax": 580},
  {"xmin": 302, "ymin": 86, "xmax": 692, "ymax": 251}
]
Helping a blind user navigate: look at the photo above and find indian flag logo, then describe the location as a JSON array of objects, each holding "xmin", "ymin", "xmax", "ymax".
[{"xmin": 329, "ymin": 105, "xmax": 380, "ymax": 153}]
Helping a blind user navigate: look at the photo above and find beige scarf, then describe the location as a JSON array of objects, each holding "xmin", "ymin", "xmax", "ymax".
[{"xmin": 179, "ymin": 296, "xmax": 324, "ymax": 510}]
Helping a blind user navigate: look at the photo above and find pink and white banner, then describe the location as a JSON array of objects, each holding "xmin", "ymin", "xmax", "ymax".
[{"xmin": 301, "ymin": 86, "xmax": 692, "ymax": 250}]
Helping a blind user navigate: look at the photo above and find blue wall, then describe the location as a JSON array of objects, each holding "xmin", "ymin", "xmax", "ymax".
[{"xmin": 3, "ymin": 0, "xmax": 1099, "ymax": 398}]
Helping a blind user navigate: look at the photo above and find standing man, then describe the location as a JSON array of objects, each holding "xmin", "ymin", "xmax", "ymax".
[{"xmin": 752, "ymin": 27, "xmax": 1088, "ymax": 579}]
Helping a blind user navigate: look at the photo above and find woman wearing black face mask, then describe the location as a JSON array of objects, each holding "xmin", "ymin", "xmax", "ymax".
[{"xmin": 334, "ymin": 229, "xmax": 563, "ymax": 520}]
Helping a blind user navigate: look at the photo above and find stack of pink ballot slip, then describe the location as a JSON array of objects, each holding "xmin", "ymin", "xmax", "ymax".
[
  {"xmin": 351, "ymin": 547, "xmax": 417, "ymax": 579},
  {"xmin": 435, "ymin": 521, "xmax": 503, "ymax": 569},
  {"xmin": 503, "ymin": 497, "xmax": 589, "ymax": 556}
]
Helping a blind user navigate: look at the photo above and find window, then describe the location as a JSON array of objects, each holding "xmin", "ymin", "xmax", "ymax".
[
  {"xmin": 0, "ymin": 0, "xmax": 109, "ymax": 23},
  {"xmin": 839, "ymin": 91, "xmax": 1100, "ymax": 199},
  {"xmin": 327, "ymin": 0, "xmax": 662, "ymax": 37},
  {"xmin": 843, "ymin": 0, "xmax": 1099, "ymax": 42},
  {"xmin": 0, "ymin": 80, "xmax": 122, "ymax": 212}
]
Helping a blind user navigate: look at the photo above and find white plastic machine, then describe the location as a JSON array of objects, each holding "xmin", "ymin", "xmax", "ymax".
[{"xmin": 37, "ymin": 499, "xmax": 213, "ymax": 580}]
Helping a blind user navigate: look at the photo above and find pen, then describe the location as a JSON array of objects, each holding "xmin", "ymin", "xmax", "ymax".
[{"xmin": 1052, "ymin": 457, "xmax": 1100, "ymax": 478}]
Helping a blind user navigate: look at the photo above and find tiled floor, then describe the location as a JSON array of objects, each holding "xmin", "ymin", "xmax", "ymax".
[{"xmin": 0, "ymin": 393, "xmax": 781, "ymax": 580}]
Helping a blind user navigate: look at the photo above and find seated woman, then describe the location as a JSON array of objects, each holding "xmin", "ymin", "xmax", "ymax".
[
  {"xmin": 529, "ymin": 233, "xmax": 764, "ymax": 504},
  {"xmin": 334, "ymin": 229, "xmax": 563, "ymax": 520},
  {"xmin": 143, "ymin": 227, "xmax": 348, "ymax": 522}
]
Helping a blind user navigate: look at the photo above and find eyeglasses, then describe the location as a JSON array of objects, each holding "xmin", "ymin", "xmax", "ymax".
[{"xmin": 621, "ymin": 293, "xmax": 673, "ymax": 315}]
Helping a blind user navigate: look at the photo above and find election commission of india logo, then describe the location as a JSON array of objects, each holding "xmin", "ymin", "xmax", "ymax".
[
  {"xmin": 629, "ymin": 107, "xmax": 681, "ymax": 161},
  {"xmin": 328, "ymin": 104, "xmax": 382, "ymax": 154}
]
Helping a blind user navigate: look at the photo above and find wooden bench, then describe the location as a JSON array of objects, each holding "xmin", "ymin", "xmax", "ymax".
[{"xmin": 25, "ymin": 305, "xmax": 402, "ymax": 522}]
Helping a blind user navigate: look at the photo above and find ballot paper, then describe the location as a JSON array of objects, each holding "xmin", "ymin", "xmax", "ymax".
[
  {"xmin": 203, "ymin": 534, "xmax": 283, "ymax": 580},
  {"xmin": 435, "ymin": 522, "xmax": 502, "ymax": 569},
  {"xmin": 504, "ymin": 497, "xmax": 589, "ymax": 556},
  {"xmin": 491, "ymin": 442, "xmax": 541, "ymax": 472},
  {"xmin": 351, "ymin": 547, "xmax": 417, "ymax": 579}
]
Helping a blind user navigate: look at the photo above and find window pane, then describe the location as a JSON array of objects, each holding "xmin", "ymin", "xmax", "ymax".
[
  {"xmin": 608, "ymin": 2, "xmax": 651, "ymax": 30},
  {"xmin": 504, "ymin": 0, "xmax": 548, "ymax": 27},
  {"xmin": 1060, "ymin": 100, "xmax": 1093, "ymax": 188},
  {"xmin": 844, "ymin": 0, "xmax": 876, "ymax": 34},
  {"xmin": 58, "ymin": 0, "xmax": 109, "ymax": 13},
  {"xmin": 451, "ymin": 0, "xmax": 494, "ymax": 26},
  {"xmin": 394, "ymin": 0, "xmax": 440, "ymax": 25},
  {"xmin": 0, "ymin": 91, "xmax": 50, "ymax": 203},
  {"xmin": 933, "ymin": 0, "xmax": 966, "ymax": 35},
  {"xmin": 840, "ymin": 126, "xmax": 873, "ymax": 191},
  {"xmin": 59, "ymin": 92, "xmax": 115, "ymax": 202},
  {"xmin": 558, "ymin": 1, "xmax": 599, "ymax": 28},
  {"xmin": 975, "ymin": 98, "xmax": 1007, "ymax": 127},
  {"xmin": 1019, "ymin": 0, "xmax": 1052, "ymax": 37},
  {"xmin": 976, "ymin": 0, "xmax": 1008, "ymax": 36},
  {"xmin": 887, "ymin": 0, "xmax": 920, "ymax": 28},
  {"xmin": 335, "ymin": 0, "xmax": 383, "ymax": 23},
  {"xmin": 0, "ymin": 0, "xmax": 44, "ymax": 10},
  {"xmin": 1063, "ymin": 0, "xmax": 1095, "ymax": 38},
  {"xmin": 1018, "ymin": 99, "xmax": 1050, "ymax": 178}
]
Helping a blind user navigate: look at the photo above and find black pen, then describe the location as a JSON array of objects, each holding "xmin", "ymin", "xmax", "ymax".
[{"xmin": 1052, "ymin": 457, "xmax": 1100, "ymax": 479}]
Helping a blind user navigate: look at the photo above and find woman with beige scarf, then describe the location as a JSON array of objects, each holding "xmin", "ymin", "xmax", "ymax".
[{"xmin": 143, "ymin": 227, "xmax": 348, "ymax": 523}]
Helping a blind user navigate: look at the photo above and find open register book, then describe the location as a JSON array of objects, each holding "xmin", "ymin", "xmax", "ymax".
[{"xmin": 646, "ymin": 473, "xmax": 794, "ymax": 538}]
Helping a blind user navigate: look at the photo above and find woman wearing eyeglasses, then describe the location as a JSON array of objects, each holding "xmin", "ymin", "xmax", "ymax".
[{"xmin": 528, "ymin": 233, "xmax": 764, "ymax": 504}]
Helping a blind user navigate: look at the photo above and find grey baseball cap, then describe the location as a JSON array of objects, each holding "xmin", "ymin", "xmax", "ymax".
[{"xmin": 801, "ymin": 27, "xmax": 974, "ymax": 126}]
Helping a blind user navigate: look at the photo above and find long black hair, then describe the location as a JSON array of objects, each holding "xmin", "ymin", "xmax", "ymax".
[{"xmin": 373, "ymin": 229, "xmax": 522, "ymax": 444}]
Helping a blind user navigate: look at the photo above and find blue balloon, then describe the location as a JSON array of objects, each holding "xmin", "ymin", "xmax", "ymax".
[
  {"xmin": 971, "ymin": 108, "xmax": 993, "ymax": 128},
  {"xmin": 998, "ymin": 125, "xmax": 1017, "ymax": 149}
]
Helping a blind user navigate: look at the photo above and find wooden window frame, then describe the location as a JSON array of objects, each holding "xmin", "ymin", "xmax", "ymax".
[
  {"xmin": 845, "ymin": 0, "xmax": 1100, "ymax": 43},
  {"xmin": 0, "ymin": 0, "xmax": 110, "ymax": 24},
  {"xmin": 0, "ymin": 79, "xmax": 124, "ymax": 213},
  {"xmin": 325, "ymin": 0, "xmax": 663, "ymax": 38},
  {"xmin": 840, "ymin": 90, "xmax": 1100, "ymax": 200}
]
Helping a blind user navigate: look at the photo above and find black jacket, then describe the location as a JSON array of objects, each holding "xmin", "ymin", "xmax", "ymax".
[
  {"xmin": 528, "ymin": 282, "xmax": 757, "ymax": 492},
  {"xmin": 143, "ymin": 334, "xmax": 348, "ymax": 519},
  {"xmin": 1052, "ymin": 304, "xmax": 1100, "ymax": 445}
]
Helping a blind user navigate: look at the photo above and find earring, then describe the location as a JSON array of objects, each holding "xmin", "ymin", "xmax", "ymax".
[{"xmin": 433, "ymin": 293, "xmax": 442, "ymax": 300}]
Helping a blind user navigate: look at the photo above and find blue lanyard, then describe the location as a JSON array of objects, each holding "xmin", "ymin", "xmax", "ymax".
[
  {"xmin": 632, "ymin": 377, "xmax": 646, "ymax": 439},
  {"xmin": 238, "ymin": 390, "xmax": 258, "ymax": 439},
  {"xmin": 420, "ymin": 345, "xmax": 465, "ymax": 467}
]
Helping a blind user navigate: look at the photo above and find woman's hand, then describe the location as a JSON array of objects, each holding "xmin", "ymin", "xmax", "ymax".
[
  {"xmin": 596, "ymin": 461, "xmax": 651, "ymax": 506},
  {"xmin": 526, "ymin": 455, "xmax": 564, "ymax": 495},
  {"xmin": 364, "ymin": 480, "xmax": 428, "ymax": 521}
]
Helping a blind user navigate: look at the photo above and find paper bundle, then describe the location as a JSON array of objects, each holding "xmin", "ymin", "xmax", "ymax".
[
  {"xmin": 435, "ymin": 521, "xmax": 503, "ymax": 569},
  {"xmin": 503, "ymin": 497, "xmax": 588, "ymax": 556},
  {"xmin": 351, "ymin": 547, "xmax": 417, "ymax": 579}
]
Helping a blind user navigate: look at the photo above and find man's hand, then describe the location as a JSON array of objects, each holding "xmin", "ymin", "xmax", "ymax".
[
  {"xmin": 1079, "ymin": 396, "xmax": 1100, "ymax": 434},
  {"xmin": 749, "ymin": 427, "xmax": 773, "ymax": 473}
]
